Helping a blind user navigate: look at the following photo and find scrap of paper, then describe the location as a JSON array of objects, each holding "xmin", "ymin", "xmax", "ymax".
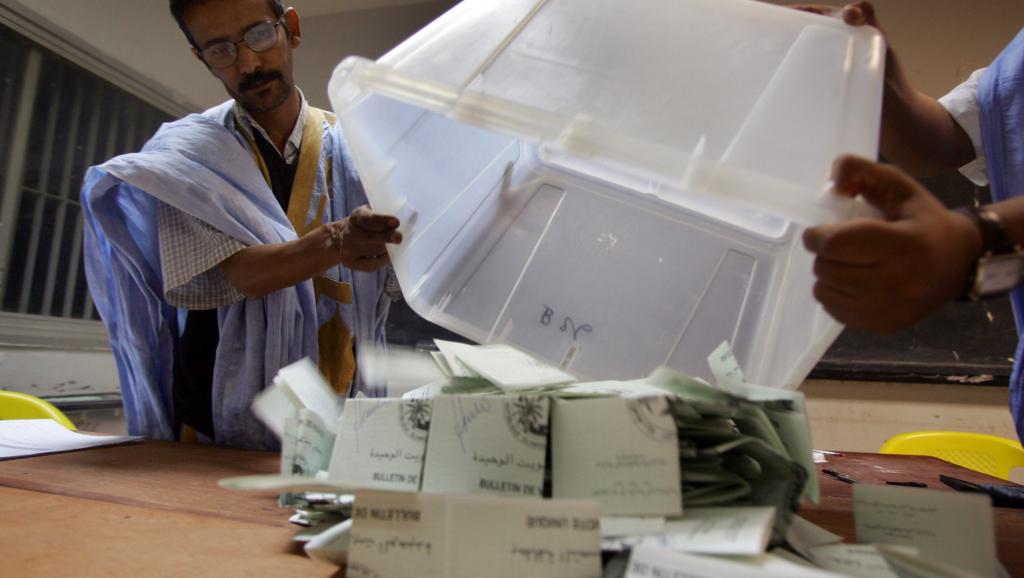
[{"xmin": 854, "ymin": 484, "xmax": 997, "ymax": 578}]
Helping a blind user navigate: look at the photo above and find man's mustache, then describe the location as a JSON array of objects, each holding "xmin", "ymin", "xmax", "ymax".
[{"xmin": 239, "ymin": 71, "xmax": 284, "ymax": 92}]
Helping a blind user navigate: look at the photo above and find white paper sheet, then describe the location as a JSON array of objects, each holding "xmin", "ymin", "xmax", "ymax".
[
  {"xmin": 328, "ymin": 398, "xmax": 429, "ymax": 491},
  {"xmin": 613, "ymin": 507, "xmax": 776, "ymax": 557},
  {"xmin": 421, "ymin": 396, "xmax": 548, "ymax": 498},
  {"xmin": 854, "ymin": 484, "xmax": 998, "ymax": 578},
  {"xmin": 401, "ymin": 382, "xmax": 447, "ymax": 400},
  {"xmin": 708, "ymin": 340, "xmax": 746, "ymax": 388},
  {"xmin": 624, "ymin": 545, "xmax": 840, "ymax": 578},
  {"xmin": 552, "ymin": 397, "xmax": 681, "ymax": 516},
  {"xmin": 347, "ymin": 490, "xmax": 601, "ymax": 578},
  {"xmin": 875, "ymin": 544, "xmax": 986, "ymax": 578},
  {"xmin": 358, "ymin": 345, "xmax": 448, "ymax": 397},
  {"xmin": 252, "ymin": 357, "xmax": 340, "ymax": 437},
  {"xmin": 303, "ymin": 519, "xmax": 352, "ymax": 566},
  {"xmin": 251, "ymin": 383, "xmax": 299, "ymax": 439},
  {"xmin": 447, "ymin": 343, "xmax": 576, "ymax": 389},
  {"xmin": 0, "ymin": 419, "xmax": 141, "ymax": 459},
  {"xmin": 726, "ymin": 552, "xmax": 849, "ymax": 577},
  {"xmin": 786, "ymin": 515, "xmax": 844, "ymax": 559},
  {"xmin": 557, "ymin": 380, "xmax": 678, "ymax": 398},
  {"xmin": 219, "ymin": 474, "xmax": 354, "ymax": 494},
  {"xmin": 433, "ymin": 340, "xmax": 481, "ymax": 378},
  {"xmin": 807, "ymin": 544, "xmax": 906, "ymax": 578},
  {"xmin": 600, "ymin": 516, "xmax": 666, "ymax": 538},
  {"xmin": 290, "ymin": 409, "xmax": 335, "ymax": 476},
  {"xmin": 274, "ymin": 357, "xmax": 340, "ymax": 426}
]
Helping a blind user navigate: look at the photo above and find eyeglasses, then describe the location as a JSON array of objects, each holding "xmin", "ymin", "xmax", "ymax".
[{"xmin": 199, "ymin": 16, "xmax": 285, "ymax": 69}]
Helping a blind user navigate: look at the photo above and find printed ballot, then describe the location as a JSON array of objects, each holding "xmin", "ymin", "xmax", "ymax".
[
  {"xmin": 252, "ymin": 357, "xmax": 339, "ymax": 438},
  {"xmin": 604, "ymin": 507, "xmax": 776, "ymax": 557},
  {"xmin": 347, "ymin": 490, "xmax": 601, "ymax": 578},
  {"xmin": 328, "ymin": 398, "xmax": 430, "ymax": 491},
  {"xmin": 624, "ymin": 544, "xmax": 840, "ymax": 578},
  {"xmin": 281, "ymin": 409, "xmax": 334, "ymax": 477},
  {"xmin": 552, "ymin": 397, "xmax": 681, "ymax": 516},
  {"xmin": 444, "ymin": 343, "xmax": 576, "ymax": 389},
  {"xmin": 854, "ymin": 484, "xmax": 998, "ymax": 578},
  {"xmin": 421, "ymin": 396, "xmax": 549, "ymax": 498}
]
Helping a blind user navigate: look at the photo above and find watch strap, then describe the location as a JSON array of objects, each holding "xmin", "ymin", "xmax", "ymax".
[
  {"xmin": 954, "ymin": 206, "xmax": 1020, "ymax": 301},
  {"xmin": 953, "ymin": 206, "xmax": 1015, "ymax": 256}
]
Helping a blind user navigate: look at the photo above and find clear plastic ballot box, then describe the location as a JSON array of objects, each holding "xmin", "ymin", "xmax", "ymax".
[{"xmin": 328, "ymin": 0, "xmax": 884, "ymax": 388}]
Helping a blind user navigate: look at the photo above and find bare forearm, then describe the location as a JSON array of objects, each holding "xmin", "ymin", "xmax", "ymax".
[
  {"xmin": 221, "ymin": 225, "xmax": 338, "ymax": 299},
  {"xmin": 879, "ymin": 54, "xmax": 975, "ymax": 176},
  {"xmin": 219, "ymin": 207, "xmax": 401, "ymax": 299}
]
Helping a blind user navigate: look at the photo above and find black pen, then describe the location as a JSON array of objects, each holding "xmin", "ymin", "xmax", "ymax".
[
  {"xmin": 823, "ymin": 469, "xmax": 858, "ymax": 484},
  {"xmin": 886, "ymin": 480, "xmax": 928, "ymax": 488}
]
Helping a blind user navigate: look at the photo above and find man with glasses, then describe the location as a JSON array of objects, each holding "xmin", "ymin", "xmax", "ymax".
[{"xmin": 80, "ymin": 0, "xmax": 402, "ymax": 449}]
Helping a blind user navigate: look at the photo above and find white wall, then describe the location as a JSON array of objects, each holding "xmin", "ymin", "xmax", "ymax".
[
  {"xmin": 11, "ymin": 0, "xmax": 1018, "ymax": 110},
  {"xmin": 2, "ymin": 0, "xmax": 455, "ymax": 113},
  {"xmin": 763, "ymin": 0, "xmax": 1022, "ymax": 98},
  {"xmin": 0, "ymin": 349, "xmax": 120, "ymax": 396},
  {"xmin": 294, "ymin": 2, "xmax": 455, "ymax": 108}
]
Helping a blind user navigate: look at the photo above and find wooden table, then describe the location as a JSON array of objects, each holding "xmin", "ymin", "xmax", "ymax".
[
  {"xmin": 2, "ymin": 444, "xmax": 1023, "ymax": 576},
  {"xmin": 801, "ymin": 452, "xmax": 1024, "ymax": 577},
  {"xmin": 0, "ymin": 442, "xmax": 336, "ymax": 578}
]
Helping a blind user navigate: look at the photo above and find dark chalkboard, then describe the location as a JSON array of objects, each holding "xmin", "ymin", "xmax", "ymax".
[{"xmin": 386, "ymin": 171, "xmax": 1018, "ymax": 386}]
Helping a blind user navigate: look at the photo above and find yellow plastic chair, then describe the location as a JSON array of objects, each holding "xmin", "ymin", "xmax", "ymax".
[
  {"xmin": 0, "ymin": 390, "xmax": 76, "ymax": 430},
  {"xmin": 879, "ymin": 431, "xmax": 1024, "ymax": 480}
]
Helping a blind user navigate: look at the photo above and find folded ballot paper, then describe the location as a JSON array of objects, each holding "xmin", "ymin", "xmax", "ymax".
[
  {"xmin": 231, "ymin": 347, "xmax": 1002, "ymax": 577},
  {"xmin": 250, "ymin": 358, "xmax": 340, "ymax": 507}
]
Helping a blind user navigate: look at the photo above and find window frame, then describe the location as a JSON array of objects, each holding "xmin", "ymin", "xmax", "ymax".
[{"xmin": 0, "ymin": 3, "xmax": 190, "ymax": 350}]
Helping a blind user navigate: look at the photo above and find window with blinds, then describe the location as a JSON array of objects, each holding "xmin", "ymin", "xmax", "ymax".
[{"xmin": 0, "ymin": 22, "xmax": 171, "ymax": 324}]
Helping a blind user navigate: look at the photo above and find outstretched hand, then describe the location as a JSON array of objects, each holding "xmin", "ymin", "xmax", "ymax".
[
  {"xmin": 327, "ymin": 205, "xmax": 403, "ymax": 272},
  {"xmin": 803, "ymin": 156, "xmax": 981, "ymax": 333}
]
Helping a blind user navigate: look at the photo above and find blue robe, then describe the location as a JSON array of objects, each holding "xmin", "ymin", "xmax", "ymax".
[
  {"xmin": 979, "ymin": 28, "xmax": 1024, "ymax": 442},
  {"xmin": 81, "ymin": 102, "xmax": 389, "ymax": 450}
]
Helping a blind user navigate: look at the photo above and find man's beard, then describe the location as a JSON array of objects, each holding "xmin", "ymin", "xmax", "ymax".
[{"xmin": 229, "ymin": 70, "xmax": 292, "ymax": 114}]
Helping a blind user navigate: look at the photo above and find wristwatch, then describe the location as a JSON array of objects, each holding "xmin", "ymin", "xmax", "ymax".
[{"xmin": 955, "ymin": 206, "xmax": 1024, "ymax": 301}]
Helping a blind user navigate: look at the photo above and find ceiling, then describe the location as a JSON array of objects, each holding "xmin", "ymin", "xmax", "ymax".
[{"xmin": 291, "ymin": 0, "xmax": 446, "ymax": 17}]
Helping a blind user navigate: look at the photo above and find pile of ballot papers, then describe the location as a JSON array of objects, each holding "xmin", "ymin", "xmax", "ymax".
[{"xmin": 222, "ymin": 342, "xmax": 1003, "ymax": 577}]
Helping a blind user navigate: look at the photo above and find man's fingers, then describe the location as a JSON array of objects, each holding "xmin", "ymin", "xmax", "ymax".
[
  {"xmin": 803, "ymin": 218, "xmax": 898, "ymax": 264},
  {"xmin": 831, "ymin": 155, "xmax": 934, "ymax": 220},
  {"xmin": 789, "ymin": 4, "xmax": 838, "ymax": 17},
  {"xmin": 349, "ymin": 205, "xmax": 400, "ymax": 232},
  {"xmin": 812, "ymin": 281, "xmax": 858, "ymax": 314},
  {"xmin": 813, "ymin": 283, "xmax": 905, "ymax": 334},
  {"xmin": 812, "ymin": 259, "xmax": 877, "ymax": 294},
  {"xmin": 841, "ymin": 1, "xmax": 878, "ymax": 27},
  {"xmin": 346, "ymin": 229, "xmax": 401, "ymax": 253},
  {"xmin": 789, "ymin": 2, "xmax": 878, "ymax": 28}
]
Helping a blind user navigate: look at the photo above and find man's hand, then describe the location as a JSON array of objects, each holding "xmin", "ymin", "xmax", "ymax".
[
  {"xmin": 325, "ymin": 205, "xmax": 403, "ymax": 272},
  {"xmin": 803, "ymin": 156, "xmax": 982, "ymax": 333},
  {"xmin": 790, "ymin": 1, "xmax": 881, "ymax": 30},
  {"xmin": 791, "ymin": 2, "xmax": 975, "ymax": 175},
  {"xmin": 221, "ymin": 205, "xmax": 402, "ymax": 298}
]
